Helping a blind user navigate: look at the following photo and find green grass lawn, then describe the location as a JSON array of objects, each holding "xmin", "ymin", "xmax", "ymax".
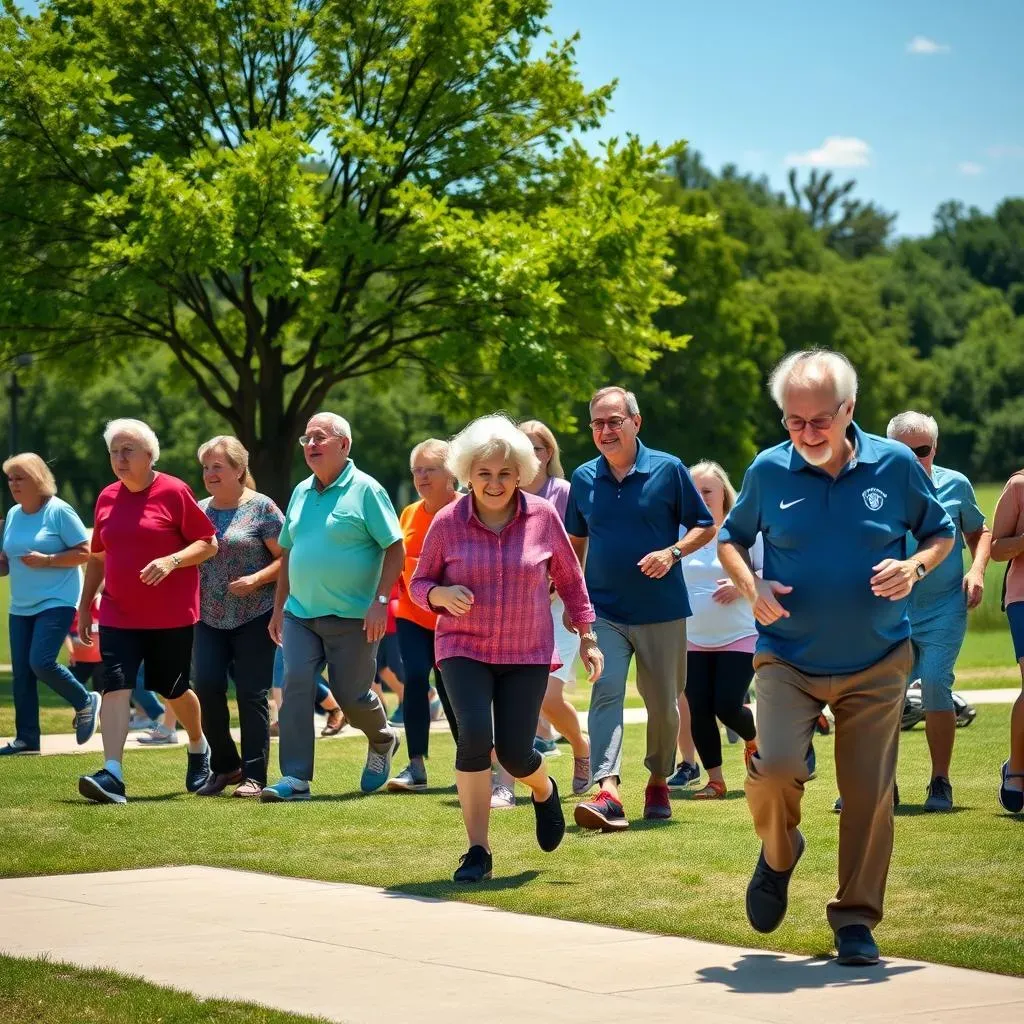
[
  {"xmin": 0, "ymin": 955, "xmax": 330, "ymax": 1024},
  {"xmin": 0, "ymin": 713, "xmax": 1020, "ymax": 976}
]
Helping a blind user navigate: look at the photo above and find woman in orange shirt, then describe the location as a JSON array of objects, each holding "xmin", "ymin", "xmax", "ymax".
[{"xmin": 387, "ymin": 439, "xmax": 460, "ymax": 792}]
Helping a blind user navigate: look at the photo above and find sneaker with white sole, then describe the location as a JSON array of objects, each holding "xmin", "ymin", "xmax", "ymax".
[
  {"xmin": 260, "ymin": 777, "xmax": 312, "ymax": 802},
  {"xmin": 0, "ymin": 738, "xmax": 39, "ymax": 755},
  {"xmin": 360, "ymin": 732, "xmax": 400, "ymax": 793},
  {"xmin": 387, "ymin": 762, "xmax": 428, "ymax": 792},
  {"xmin": 73, "ymin": 692, "xmax": 101, "ymax": 745},
  {"xmin": 490, "ymin": 784, "xmax": 515, "ymax": 809},
  {"xmin": 137, "ymin": 723, "xmax": 178, "ymax": 745},
  {"xmin": 79, "ymin": 768, "xmax": 127, "ymax": 805}
]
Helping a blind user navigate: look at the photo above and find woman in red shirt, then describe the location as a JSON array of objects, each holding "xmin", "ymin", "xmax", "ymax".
[
  {"xmin": 76, "ymin": 418, "xmax": 218, "ymax": 805},
  {"xmin": 411, "ymin": 415, "xmax": 603, "ymax": 882}
]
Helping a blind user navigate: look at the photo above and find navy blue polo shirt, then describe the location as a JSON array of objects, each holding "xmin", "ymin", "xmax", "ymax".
[
  {"xmin": 719, "ymin": 423, "xmax": 954, "ymax": 675},
  {"xmin": 565, "ymin": 440, "xmax": 713, "ymax": 625}
]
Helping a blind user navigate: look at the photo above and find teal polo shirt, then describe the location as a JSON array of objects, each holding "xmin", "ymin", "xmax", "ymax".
[
  {"xmin": 719, "ymin": 423, "xmax": 954, "ymax": 675},
  {"xmin": 278, "ymin": 461, "xmax": 403, "ymax": 620}
]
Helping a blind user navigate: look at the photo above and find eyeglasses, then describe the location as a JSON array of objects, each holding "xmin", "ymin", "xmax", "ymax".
[
  {"xmin": 298, "ymin": 434, "xmax": 334, "ymax": 447},
  {"xmin": 781, "ymin": 403, "xmax": 845, "ymax": 433},
  {"xmin": 412, "ymin": 466, "xmax": 442, "ymax": 477},
  {"xmin": 908, "ymin": 443, "xmax": 933, "ymax": 458},
  {"xmin": 109, "ymin": 446, "xmax": 138, "ymax": 458},
  {"xmin": 589, "ymin": 417, "xmax": 627, "ymax": 432}
]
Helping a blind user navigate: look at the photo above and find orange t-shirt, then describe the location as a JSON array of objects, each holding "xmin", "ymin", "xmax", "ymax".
[{"xmin": 396, "ymin": 500, "xmax": 444, "ymax": 630}]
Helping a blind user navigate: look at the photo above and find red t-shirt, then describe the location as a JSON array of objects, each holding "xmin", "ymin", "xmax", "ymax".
[{"xmin": 92, "ymin": 474, "xmax": 215, "ymax": 630}]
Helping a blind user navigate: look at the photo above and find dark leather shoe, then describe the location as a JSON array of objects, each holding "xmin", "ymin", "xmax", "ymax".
[
  {"xmin": 196, "ymin": 768, "xmax": 243, "ymax": 797},
  {"xmin": 745, "ymin": 831, "xmax": 805, "ymax": 933},
  {"xmin": 835, "ymin": 924, "xmax": 880, "ymax": 966}
]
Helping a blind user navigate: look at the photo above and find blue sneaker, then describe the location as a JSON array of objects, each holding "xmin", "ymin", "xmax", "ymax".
[
  {"xmin": 533, "ymin": 736, "xmax": 561, "ymax": 758},
  {"xmin": 389, "ymin": 704, "xmax": 404, "ymax": 727},
  {"xmin": 361, "ymin": 732, "xmax": 400, "ymax": 793},
  {"xmin": 667, "ymin": 761, "xmax": 700, "ymax": 788},
  {"xmin": 260, "ymin": 778, "xmax": 311, "ymax": 802},
  {"xmin": 74, "ymin": 692, "xmax": 101, "ymax": 745}
]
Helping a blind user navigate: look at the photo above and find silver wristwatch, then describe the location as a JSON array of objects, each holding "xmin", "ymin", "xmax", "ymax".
[{"xmin": 376, "ymin": 594, "xmax": 388, "ymax": 605}]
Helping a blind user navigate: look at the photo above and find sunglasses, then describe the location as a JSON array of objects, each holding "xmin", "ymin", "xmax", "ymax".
[{"xmin": 909, "ymin": 444, "xmax": 933, "ymax": 458}]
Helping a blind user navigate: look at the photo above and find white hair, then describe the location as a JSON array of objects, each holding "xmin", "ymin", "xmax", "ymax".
[
  {"xmin": 768, "ymin": 350, "xmax": 858, "ymax": 410},
  {"xmin": 887, "ymin": 411, "xmax": 938, "ymax": 443},
  {"xmin": 409, "ymin": 438, "xmax": 450, "ymax": 468},
  {"xmin": 308, "ymin": 411, "xmax": 352, "ymax": 448},
  {"xmin": 447, "ymin": 414, "xmax": 540, "ymax": 487},
  {"xmin": 589, "ymin": 386, "xmax": 640, "ymax": 416},
  {"xmin": 103, "ymin": 418, "xmax": 160, "ymax": 463}
]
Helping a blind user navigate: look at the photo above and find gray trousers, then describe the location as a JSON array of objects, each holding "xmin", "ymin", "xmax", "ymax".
[
  {"xmin": 279, "ymin": 612, "xmax": 392, "ymax": 783},
  {"xmin": 589, "ymin": 616, "xmax": 687, "ymax": 783}
]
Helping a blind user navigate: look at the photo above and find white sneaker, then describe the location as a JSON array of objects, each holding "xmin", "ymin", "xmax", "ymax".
[
  {"xmin": 137, "ymin": 724, "xmax": 178, "ymax": 745},
  {"xmin": 490, "ymin": 784, "xmax": 515, "ymax": 809},
  {"xmin": 128, "ymin": 715, "xmax": 156, "ymax": 731}
]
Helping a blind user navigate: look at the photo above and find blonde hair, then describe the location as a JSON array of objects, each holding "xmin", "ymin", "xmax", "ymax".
[
  {"xmin": 518, "ymin": 420, "xmax": 565, "ymax": 479},
  {"xmin": 103, "ymin": 418, "xmax": 160, "ymax": 463},
  {"xmin": 197, "ymin": 435, "xmax": 255, "ymax": 488},
  {"xmin": 2, "ymin": 452, "xmax": 57, "ymax": 498},
  {"xmin": 447, "ymin": 414, "xmax": 540, "ymax": 487},
  {"xmin": 689, "ymin": 460, "xmax": 737, "ymax": 515}
]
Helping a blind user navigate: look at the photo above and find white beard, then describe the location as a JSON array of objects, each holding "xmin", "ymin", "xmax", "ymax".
[{"xmin": 797, "ymin": 442, "xmax": 833, "ymax": 466}]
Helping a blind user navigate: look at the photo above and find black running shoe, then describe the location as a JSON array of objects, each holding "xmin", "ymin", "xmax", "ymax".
[
  {"xmin": 453, "ymin": 845, "xmax": 493, "ymax": 883},
  {"xmin": 79, "ymin": 768, "xmax": 127, "ymax": 805},
  {"xmin": 186, "ymin": 747, "xmax": 212, "ymax": 793}
]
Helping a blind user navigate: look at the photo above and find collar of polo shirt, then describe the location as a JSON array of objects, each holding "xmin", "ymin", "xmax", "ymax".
[
  {"xmin": 311, "ymin": 458, "xmax": 355, "ymax": 493},
  {"xmin": 787, "ymin": 423, "xmax": 879, "ymax": 474},
  {"xmin": 597, "ymin": 438, "xmax": 651, "ymax": 481}
]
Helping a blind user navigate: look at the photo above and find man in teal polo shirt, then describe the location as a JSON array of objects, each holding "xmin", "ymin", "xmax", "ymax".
[
  {"xmin": 719, "ymin": 350, "xmax": 954, "ymax": 966},
  {"xmin": 263, "ymin": 412, "xmax": 404, "ymax": 801}
]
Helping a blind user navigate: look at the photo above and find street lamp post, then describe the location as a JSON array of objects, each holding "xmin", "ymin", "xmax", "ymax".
[{"xmin": 8, "ymin": 352, "xmax": 33, "ymax": 456}]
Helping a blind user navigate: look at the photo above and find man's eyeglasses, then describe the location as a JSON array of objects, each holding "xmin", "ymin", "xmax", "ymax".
[
  {"xmin": 299, "ymin": 434, "xmax": 334, "ymax": 447},
  {"xmin": 781, "ymin": 403, "xmax": 845, "ymax": 433},
  {"xmin": 589, "ymin": 417, "xmax": 627, "ymax": 432},
  {"xmin": 908, "ymin": 443, "xmax": 933, "ymax": 458}
]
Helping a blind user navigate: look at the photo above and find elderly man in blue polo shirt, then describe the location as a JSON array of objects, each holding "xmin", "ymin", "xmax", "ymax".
[
  {"xmin": 719, "ymin": 350, "xmax": 954, "ymax": 967},
  {"xmin": 566, "ymin": 386, "xmax": 715, "ymax": 831}
]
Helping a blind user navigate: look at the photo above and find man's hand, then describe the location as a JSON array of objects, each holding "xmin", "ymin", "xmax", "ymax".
[
  {"xmin": 712, "ymin": 579, "xmax": 741, "ymax": 605},
  {"xmin": 430, "ymin": 585, "xmax": 475, "ymax": 616},
  {"xmin": 749, "ymin": 577, "xmax": 792, "ymax": 625},
  {"xmin": 363, "ymin": 601, "xmax": 388, "ymax": 643},
  {"xmin": 268, "ymin": 608, "xmax": 284, "ymax": 646},
  {"xmin": 963, "ymin": 571, "xmax": 985, "ymax": 609},
  {"xmin": 870, "ymin": 559, "xmax": 917, "ymax": 601},
  {"xmin": 637, "ymin": 548, "xmax": 675, "ymax": 579}
]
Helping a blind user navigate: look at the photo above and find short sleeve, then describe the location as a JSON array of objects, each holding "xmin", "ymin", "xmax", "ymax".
[
  {"xmin": 278, "ymin": 488, "xmax": 297, "ymax": 550},
  {"xmin": 55, "ymin": 501, "xmax": 89, "ymax": 548},
  {"xmin": 256, "ymin": 496, "xmax": 285, "ymax": 540},
  {"xmin": 177, "ymin": 483, "xmax": 217, "ymax": 543},
  {"xmin": 678, "ymin": 462, "xmax": 714, "ymax": 529},
  {"xmin": 90, "ymin": 496, "xmax": 108, "ymax": 552},
  {"xmin": 362, "ymin": 485, "xmax": 403, "ymax": 550},
  {"xmin": 907, "ymin": 459, "xmax": 955, "ymax": 542},
  {"xmin": 719, "ymin": 465, "xmax": 761, "ymax": 549},
  {"xmin": 958, "ymin": 477, "xmax": 986, "ymax": 535},
  {"xmin": 564, "ymin": 473, "xmax": 588, "ymax": 537}
]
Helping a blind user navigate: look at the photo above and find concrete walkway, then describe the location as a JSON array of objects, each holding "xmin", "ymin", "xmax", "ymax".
[
  {"xmin": 10, "ymin": 687, "xmax": 1019, "ymax": 757},
  {"xmin": 1, "ymin": 866, "xmax": 1021, "ymax": 1023}
]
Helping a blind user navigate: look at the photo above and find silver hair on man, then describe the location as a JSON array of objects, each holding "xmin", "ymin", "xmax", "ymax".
[
  {"xmin": 103, "ymin": 418, "xmax": 161, "ymax": 463},
  {"xmin": 886, "ymin": 411, "xmax": 938, "ymax": 443},
  {"xmin": 768, "ymin": 350, "xmax": 859, "ymax": 409}
]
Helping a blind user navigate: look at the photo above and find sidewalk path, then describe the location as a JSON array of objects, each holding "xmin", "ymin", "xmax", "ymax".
[{"xmin": 0, "ymin": 866, "xmax": 1021, "ymax": 1023}]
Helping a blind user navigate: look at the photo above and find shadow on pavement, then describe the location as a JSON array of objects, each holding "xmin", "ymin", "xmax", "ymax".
[{"xmin": 696, "ymin": 952, "xmax": 923, "ymax": 993}]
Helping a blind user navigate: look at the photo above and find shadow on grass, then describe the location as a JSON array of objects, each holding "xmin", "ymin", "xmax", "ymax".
[
  {"xmin": 385, "ymin": 870, "xmax": 540, "ymax": 902},
  {"xmin": 696, "ymin": 952, "xmax": 923, "ymax": 993},
  {"xmin": 894, "ymin": 805, "xmax": 971, "ymax": 817}
]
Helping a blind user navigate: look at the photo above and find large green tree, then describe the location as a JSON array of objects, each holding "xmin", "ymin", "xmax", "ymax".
[{"xmin": 0, "ymin": 0, "xmax": 694, "ymax": 500}]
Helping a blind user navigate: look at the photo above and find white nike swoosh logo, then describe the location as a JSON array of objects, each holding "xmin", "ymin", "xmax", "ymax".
[{"xmin": 779, "ymin": 499, "xmax": 806, "ymax": 510}]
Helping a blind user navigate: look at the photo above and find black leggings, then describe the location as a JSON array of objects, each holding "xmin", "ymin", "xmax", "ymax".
[
  {"xmin": 685, "ymin": 650, "xmax": 756, "ymax": 770},
  {"xmin": 439, "ymin": 658, "xmax": 548, "ymax": 775},
  {"xmin": 395, "ymin": 618, "xmax": 458, "ymax": 759}
]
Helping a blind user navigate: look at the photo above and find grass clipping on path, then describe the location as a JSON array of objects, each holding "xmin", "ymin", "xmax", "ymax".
[{"xmin": 1, "ymin": 715, "xmax": 1022, "ymax": 978}]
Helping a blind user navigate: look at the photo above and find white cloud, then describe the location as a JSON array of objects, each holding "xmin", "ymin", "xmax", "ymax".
[
  {"xmin": 957, "ymin": 161, "xmax": 984, "ymax": 176},
  {"xmin": 987, "ymin": 144, "xmax": 1024, "ymax": 160},
  {"xmin": 907, "ymin": 36, "xmax": 951, "ymax": 55},
  {"xmin": 784, "ymin": 137, "xmax": 872, "ymax": 169}
]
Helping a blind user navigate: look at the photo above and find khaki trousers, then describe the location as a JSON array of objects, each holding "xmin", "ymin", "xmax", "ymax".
[{"xmin": 745, "ymin": 640, "xmax": 912, "ymax": 931}]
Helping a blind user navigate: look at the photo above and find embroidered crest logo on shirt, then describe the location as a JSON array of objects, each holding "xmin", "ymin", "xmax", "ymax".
[{"xmin": 862, "ymin": 487, "xmax": 886, "ymax": 511}]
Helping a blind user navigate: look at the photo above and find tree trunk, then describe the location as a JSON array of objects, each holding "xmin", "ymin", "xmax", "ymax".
[{"xmin": 248, "ymin": 431, "xmax": 301, "ymax": 509}]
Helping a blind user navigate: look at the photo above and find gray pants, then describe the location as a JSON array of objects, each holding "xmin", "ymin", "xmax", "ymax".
[
  {"xmin": 589, "ymin": 616, "xmax": 687, "ymax": 783},
  {"xmin": 279, "ymin": 612, "xmax": 392, "ymax": 783}
]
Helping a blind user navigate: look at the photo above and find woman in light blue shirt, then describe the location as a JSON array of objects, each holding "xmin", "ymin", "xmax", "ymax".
[{"xmin": 0, "ymin": 453, "xmax": 100, "ymax": 753}]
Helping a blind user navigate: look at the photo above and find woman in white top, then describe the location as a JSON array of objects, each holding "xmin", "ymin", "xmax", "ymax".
[{"xmin": 679, "ymin": 461, "xmax": 759, "ymax": 798}]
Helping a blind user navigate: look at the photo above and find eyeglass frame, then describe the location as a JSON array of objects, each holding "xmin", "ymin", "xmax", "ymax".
[
  {"xmin": 589, "ymin": 416, "xmax": 632, "ymax": 432},
  {"xmin": 780, "ymin": 402, "xmax": 848, "ymax": 434},
  {"xmin": 298, "ymin": 433, "xmax": 343, "ymax": 448},
  {"xmin": 908, "ymin": 443, "xmax": 933, "ymax": 458}
]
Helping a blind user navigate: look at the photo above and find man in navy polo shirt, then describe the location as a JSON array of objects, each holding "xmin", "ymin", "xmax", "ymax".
[
  {"xmin": 565, "ymin": 386, "xmax": 715, "ymax": 831},
  {"xmin": 719, "ymin": 350, "xmax": 954, "ymax": 966}
]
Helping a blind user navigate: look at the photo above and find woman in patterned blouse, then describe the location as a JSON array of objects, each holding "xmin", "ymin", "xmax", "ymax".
[
  {"xmin": 194, "ymin": 436, "xmax": 285, "ymax": 798},
  {"xmin": 411, "ymin": 414, "xmax": 604, "ymax": 882}
]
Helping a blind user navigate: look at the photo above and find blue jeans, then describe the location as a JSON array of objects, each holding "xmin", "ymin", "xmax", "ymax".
[
  {"xmin": 132, "ymin": 667, "xmax": 165, "ymax": 720},
  {"xmin": 10, "ymin": 606, "xmax": 91, "ymax": 748}
]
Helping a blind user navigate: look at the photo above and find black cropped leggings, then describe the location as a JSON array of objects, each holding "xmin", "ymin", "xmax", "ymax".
[{"xmin": 685, "ymin": 649, "xmax": 756, "ymax": 770}]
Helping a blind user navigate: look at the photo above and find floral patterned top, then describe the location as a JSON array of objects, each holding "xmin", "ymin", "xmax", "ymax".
[{"xmin": 198, "ymin": 493, "xmax": 284, "ymax": 629}]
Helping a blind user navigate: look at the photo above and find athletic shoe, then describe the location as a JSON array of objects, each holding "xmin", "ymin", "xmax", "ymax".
[
  {"xmin": 232, "ymin": 778, "xmax": 263, "ymax": 799},
  {"xmin": 78, "ymin": 768, "xmax": 127, "ymax": 805},
  {"xmin": 453, "ymin": 845, "xmax": 492, "ymax": 883},
  {"xmin": 815, "ymin": 712, "xmax": 831, "ymax": 736},
  {"xmin": 572, "ymin": 755, "xmax": 593, "ymax": 796},
  {"xmin": 387, "ymin": 762, "xmax": 428, "ymax": 792},
  {"xmin": 320, "ymin": 709, "xmax": 345, "ymax": 736},
  {"xmin": 389, "ymin": 704, "xmax": 404, "ymax": 727},
  {"xmin": 260, "ymin": 778, "xmax": 311, "ymax": 802},
  {"xmin": 533, "ymin": 778, "xmax": 565, "ymax": 852},
  {"xmin": 360, "ymin": 732, "xmax": 400, "ymax": 793},
  {"xmin": 185, "ymin": 746, "xmax": 212, "ymax": 792},
  {"xmin": 490, "ymin": 784, "xmax": 515, "ymax": 809},
  {"xmin": 998, "ymin": 760, "xmax": 1024, "ymax": 813},
  {"xmin": 128, "ymin": 715, "xmax": 156, "ymax": 731},
  {"xmin": 574, "ymin": 790, "xmax": 629, "ymax": 831},
  {"xmin": 0, "ymin": 738, "xmax": 39, "ymax": 755},
  {"xmin": 743, "ymin": 740, "xmax": 758, "ymax": 772},
  {"xmin": 138, "ymin": 723, "xmax": 178, "ymax": 745},
  {"xmin": 835, "ymin": 924, "xmax": 880, "ymax": 966},
  {"xmin": 429, "ymin": 697, "xmax": 444, "ymax": 722},
  {"xmin": 666, "ymin": 761, "xmax": 700, "ymax": 788},
  {"xmin": 643, "ymin": 782, "xmax": 672, "ymax": 820},
  {"xmin": 533, "ymin": 736, "xmax": 560, "ymax": 758},
  {"xmin": 745, "ymin": 831, "xmax": 805, "ymax": 933},
  {"xmin": 195, "ymin": 768, "xmax": 244, "ymax": 797},
  {"xmin": 923, "ymin": 776, "xmax": 953, "ymax": 812},
  {"xmin": 73, "ymin": 692, "xmax": 101, "ymax": 745},
  {"xmin": 805, "ymin": 743, "xmax": 817, "ymax": 780}
]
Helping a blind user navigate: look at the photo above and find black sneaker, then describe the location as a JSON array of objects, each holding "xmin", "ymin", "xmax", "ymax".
[
  {"xmin": 186, "ymin": 747, "xmax": 212, "ymax": 793},
  {"xmin": 923, "ymin": 776, "xmax": 953, "ymax": 812},
  {"xmin": 745, "ymin": 831, "xmax": 805, "ymax": 933},
  {"xmin": 79, "ymin": 769, "xmax": 127, "ymax": 805},
  {"xmin": 533, "ymin": 778, "xmax": 566, "ymax": 852},
  {"xmin": 835, "ymin": 923, "xmax": 880, "ymax": 966},
  {"xmin": 453, "ymin": 845, "xmax": 493, "ymax": 883}
]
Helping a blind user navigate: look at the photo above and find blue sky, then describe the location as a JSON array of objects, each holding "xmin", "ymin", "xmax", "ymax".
[{"xmin": 546, "ymin": 0, "xmax": 1023, "ymax": 236}]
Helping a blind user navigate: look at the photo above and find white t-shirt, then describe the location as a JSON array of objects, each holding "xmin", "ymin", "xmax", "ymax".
[{"xmin": 681, "ymin": 533, "xmax": 762, "ymax": 647}]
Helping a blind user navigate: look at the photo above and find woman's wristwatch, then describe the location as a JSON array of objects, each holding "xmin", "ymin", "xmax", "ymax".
[
  {"xmin": 170, "ymin": 554, "xmax": 181, "ymax": 569},
  {"xmin": 578, "ymin": 631, "xmax": 598, "ymax": 644}
]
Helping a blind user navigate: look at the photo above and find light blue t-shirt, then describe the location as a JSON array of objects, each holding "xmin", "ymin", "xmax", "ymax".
[
  {"xmin": 2, "ymin": 497, "xmax": 89, "ymax": 615},
  {"xmin": 278, "ymin": 461, "xmax": 403, "ymax": 620},
  {"xmin": 909, "ymin": 465, "xmax": 986, "ymax": 614}
]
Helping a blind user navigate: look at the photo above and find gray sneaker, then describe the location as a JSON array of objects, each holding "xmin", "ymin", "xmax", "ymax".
[
  {"xmin": 74, "ymin": 692, "xmax": 101, "ymax": 745},
  {"xmin": 923, "ymin": 776, "xmax": 953, "ymax": 812},
  {"xmin": 387, "ymin": 762, "xmax": 428, "ymax": 792},
  {"xmin": 361, "ymin": 732, "xmax": 400, "ymax": 793}
]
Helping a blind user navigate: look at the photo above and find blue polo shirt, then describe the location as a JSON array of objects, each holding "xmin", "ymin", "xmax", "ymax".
[
  {"xmin": 909, "ymin": 464, "xmax": 985, "ymax": 616},
  {"xmin": 565, "ymin": 440, "xmax": 713, "ymax": 625},
  {"xmin": 279, "ymin": 460, "xmax": 403, "ymax": 620},
  {"xmin": 719, "ymin": 423, "xmax": 954, "ymax": 675}
]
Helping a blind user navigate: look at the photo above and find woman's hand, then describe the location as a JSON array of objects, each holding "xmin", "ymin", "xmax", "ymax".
[
  {"xmin": 77, "ymin": 604, "xmax": 93, "ymax": 645},
  {"xmin": 140, "ymin": 556, "xmax": 177, "ymax": 586},
  {"xmin": 228, "ymin": 574, "xmax": 260, "ymax": 597},
  {"xmin": 712, "ymin": 579, "xmax": 741, "ymax": 605},
  {"xmin": 578, "ymin": 634, "xmax": 604, "ymax": 683},
  {"xmin": 430, "ymin": 585, "xmax": 474, "ymax": 616},
  {"xmin": 20, "ymin": 551, "xmax": 52, "ymax": 568}
]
